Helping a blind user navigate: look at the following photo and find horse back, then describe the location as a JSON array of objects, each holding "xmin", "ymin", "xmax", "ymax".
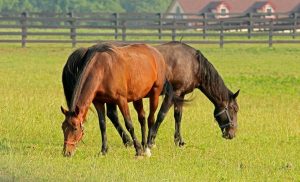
[
  {"xmin": 155, "ymin": 42, "xmax": 200, "ymax": 94},
  {"xmin": 92, "ymin": 44, "xmax": 166, "ymax": 102}
]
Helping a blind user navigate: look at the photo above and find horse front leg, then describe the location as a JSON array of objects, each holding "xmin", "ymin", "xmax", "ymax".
[
  {"xmin": 118, "ymin": 98, "xmax": 143, "ymax": 156},
  {"xmin": 147, "ymin": 88, "xmax": 173, "ymax": 149},
  {"xmin": 106, "ymin": 103, "xmax": 132, "ymax": 147},
  {"xmin": 133, "ymin": 100, "xmax": 146, "ymax": 149},
  {"xmin": 144, "ymin": 88, "xmax": 161, "ymax": 157},
  {"xmin": 93, "ymin": 101, "xmax": 108, "ymax": 155}
]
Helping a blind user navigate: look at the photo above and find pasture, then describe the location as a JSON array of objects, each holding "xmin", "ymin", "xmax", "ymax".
[{"xmin": 0, "ymin": 43, "xmax": 299, "ymax": 181}]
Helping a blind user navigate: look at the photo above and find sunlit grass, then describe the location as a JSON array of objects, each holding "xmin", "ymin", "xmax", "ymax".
[{"xmin": 0, "ymin": 44, "xmax": 299, "ymax": 181}]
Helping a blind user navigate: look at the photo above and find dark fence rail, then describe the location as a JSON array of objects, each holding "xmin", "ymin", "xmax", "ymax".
[{"xmin": 0, "ymin": 12, "xmax": 299, "ymax": 47}]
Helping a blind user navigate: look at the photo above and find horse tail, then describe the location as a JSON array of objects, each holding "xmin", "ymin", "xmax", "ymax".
[
  {"xmin": 163, "ymin": 81, "xmax": 186, "ymax": 106},
  {"xmin": 62, "ymin": 48, "xmax": 88, "ymax": 109}
]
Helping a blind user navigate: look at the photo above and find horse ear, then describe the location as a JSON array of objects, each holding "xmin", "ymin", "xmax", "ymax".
[
  {"xmin": 232, "ymin": 89, "xmax": 240, "ymax": 99},
  {"xmin": 61, "ymin": 106, "xmax": 68, "ymax": 115},
  {"xmin": 74, "ymin": 105, "xmax": 80, "ymax": 116}
]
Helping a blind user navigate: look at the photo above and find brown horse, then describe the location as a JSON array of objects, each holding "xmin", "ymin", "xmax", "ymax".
[
  {"xmin": 101, "ymin": 42, "xmax": 239, "ymax": 149},
  {"xmin": 61, "ymin": 43, "xmax": 169, "ymax": 157},
  {"xmin": 63, "ymin": 41, "xmax": 239, "ymax": 156}
]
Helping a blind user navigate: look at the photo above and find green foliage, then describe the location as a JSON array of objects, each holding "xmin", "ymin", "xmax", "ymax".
[
  {"xmin": 0, "ymin": 0, "xmax": 172, "ymax": 13},
  {"xmin": 0, "ymin": 43, "xmax": 299, "ymax": 181}
]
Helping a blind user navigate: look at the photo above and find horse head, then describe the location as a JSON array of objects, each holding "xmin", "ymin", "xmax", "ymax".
[
  {"xmin": 61, "ymin": 106, "xmax": 84, "ymax": 157},
  {"xmin": 214, "ymin": 90, "xmax": 239, "ymax": 139}
]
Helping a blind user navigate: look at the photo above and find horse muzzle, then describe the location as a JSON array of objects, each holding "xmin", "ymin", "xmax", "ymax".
[
  {"xmin": 63, "ymin": 144, "xmax": 76, "ymax": 157},
  {"xmin": 222, "ymin": 128, "xmax": 236, "ymax": 140}
]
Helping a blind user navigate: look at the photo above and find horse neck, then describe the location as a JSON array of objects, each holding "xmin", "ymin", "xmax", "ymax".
[
  {"xmin": 196, "ymin": 54, "xmax": 231, "ymax": 107},
  {"xmin": 72, "ymin": 77, "xmax": 99, "ymax": 120},
  {"xmin": 69, "ymin": 50, "xmax": 99, "ymax": 121},
  {"xmin": 63, "ymin": 48, "xmax": 88, "ymax": 108}
]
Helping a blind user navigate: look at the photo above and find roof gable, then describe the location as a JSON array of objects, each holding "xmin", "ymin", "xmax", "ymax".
[
  {"xmin": 246, "ymin": 1, "xmax": 275, "ymax": 13},
  {"xmin": 200, "ymin": 1, "xmax": 230, "ymax": 13}
]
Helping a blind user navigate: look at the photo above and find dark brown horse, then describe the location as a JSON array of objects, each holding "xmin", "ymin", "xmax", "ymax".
[
  {"xmin": 147, "ymin": 42, "xmax": 240, "ymax": 151},
  {"xmin": 61, "ymin": 43, "xmax": 170, "ymax": 157},
  {"xmin": 63, "ymin": 41, "xmax": 239, "ymax": 156}
]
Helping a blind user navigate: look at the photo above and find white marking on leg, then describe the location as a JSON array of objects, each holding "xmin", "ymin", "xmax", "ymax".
[{"xmin": 144, "ymin": 147, "xmax": 152, "ymax": 157}]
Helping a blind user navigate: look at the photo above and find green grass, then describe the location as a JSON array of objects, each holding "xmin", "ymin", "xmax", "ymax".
[{"xmin": 0, "ymin": 43, "xmax": 299, "ymax": 181}]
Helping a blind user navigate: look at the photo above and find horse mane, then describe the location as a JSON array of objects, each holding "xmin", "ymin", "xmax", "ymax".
[
  {"xmin": 62, "ymin": 47, "xmax": 88, "ymax": 109},
  {"xmin": 195, "ymin": 50, "xmax": 232, "ymax": 104},
  {"xmin": 63, "ymin": 44, "xmax": 114, "ymax": 111},
  {"xmin": 159, "ymin": 42, "xmax": 231, "ymax": 103}
]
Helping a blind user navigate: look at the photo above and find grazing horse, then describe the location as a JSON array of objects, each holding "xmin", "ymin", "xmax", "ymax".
[
  {"xmin": 63, "ymin": 41, "xmax": 239, "ymax": 156},
  {"xmin": 61, "ymin": 43, "xmax": 169, "ymax": 157},
  {"xmin": 147, "ymin": 42, "xmax": 240, "ymax": 150},
  {"xmin": 104, "ymin": 42, "xmax": 239, "ymax": 149}
]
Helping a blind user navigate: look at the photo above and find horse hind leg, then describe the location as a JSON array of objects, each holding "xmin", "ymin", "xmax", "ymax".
[
  {"xmin": 93, "ymin": 101, "xmax": 108, "ymax": 155},
  {"xmin": 133, "ymin": 100, "xmax": 146, "ymax": 149},
  {"xmin": 106, "ymin": 103, "xmax": 132, "ymax": 147},
  {"xmin": 174, "ymin": 95, "xmax": 185, "ymax": 147},
  {"xmin": 118, "ymin": 98, "xmax": 143, "ymax": 156}
]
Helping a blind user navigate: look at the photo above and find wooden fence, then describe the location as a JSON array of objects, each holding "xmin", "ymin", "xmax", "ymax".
[{"xmin": 0, "ymin": 12, "xmax": 299, "ymax": 47}]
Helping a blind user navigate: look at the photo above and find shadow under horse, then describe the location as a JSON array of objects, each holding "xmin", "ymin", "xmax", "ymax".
[
  {"xmin": 62, "ymin": 41, "xmax": 239, "ymax": 156},
  {"xmin": 61, "ymin": 43, "xmax": 171, "ymax": 157}
]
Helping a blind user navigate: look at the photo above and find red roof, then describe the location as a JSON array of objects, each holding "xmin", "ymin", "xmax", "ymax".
[{"xmin": 172, "ymin": 0, "xmax": 300, "ymax": 13}]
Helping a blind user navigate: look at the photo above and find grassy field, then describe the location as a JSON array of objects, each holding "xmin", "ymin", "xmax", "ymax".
[{"xmin": 0, "ymin": 43, "xmax": 299, "ymax": 181}]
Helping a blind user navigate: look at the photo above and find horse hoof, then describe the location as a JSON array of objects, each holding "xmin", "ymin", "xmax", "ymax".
[
  {"xmin": 144, "ymin": 147, "xmax": 152, "ymax": 157},
  {"xmin": 179, "ymin": 142, "xmax": 185, "ymax": 147},
  {"xmin": 101, "ymin": 147, "xmax": 108, "ymax": 155},
  {"xmin": 147, "ymin": 142, "xmax": 156, "ymax": 149},
  {"xmin": 124, "ymin": 140, "xmax": 133, "ymax": 148},
  {"xmin": 174, "ymin": 137, "xmax": 185, "ymax": 147}
]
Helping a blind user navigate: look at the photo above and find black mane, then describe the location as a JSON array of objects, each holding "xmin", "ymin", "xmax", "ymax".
[
  {"xmin": 62, "ymin": 44, "xmax": 113, "ymax": 111},
  {"xmin": 196, "ymin": 50, "xmax": 232, "ymax": 105},
  {"xmin": 62, "ymin": 47, "xmax": 87, "ymax": 109}
]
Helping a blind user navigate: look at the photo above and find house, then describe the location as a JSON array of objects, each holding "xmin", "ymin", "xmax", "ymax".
[
  {"xmin": 167, "ymin": 0, "xmax": 300, "ymax": 18},
  {"xmin": 245, "ymin": 1, "xmax": 276, "ymax": 18},
  {"xmin": 200, "ymin": 1, "xmax": 230, "ymax": 18}
]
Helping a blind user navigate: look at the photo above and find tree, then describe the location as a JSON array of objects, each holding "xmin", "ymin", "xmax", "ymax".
[{"xmin": 0, "ymin": 0, "xmax": 172, "ymax": 13}]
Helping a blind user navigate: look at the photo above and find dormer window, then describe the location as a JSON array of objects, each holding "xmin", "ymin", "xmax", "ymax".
[{"xmin": 221, "ymin": 8, "xmax": 227, "ymax": 15}]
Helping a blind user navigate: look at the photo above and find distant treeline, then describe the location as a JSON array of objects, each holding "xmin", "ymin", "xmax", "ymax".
[{"xmin": 0, "ymin": 0, "xmax": 172, "ymax": 13}]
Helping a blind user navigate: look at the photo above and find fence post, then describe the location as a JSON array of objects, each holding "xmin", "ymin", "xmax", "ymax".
[
  {"xmin": 293, "ymin": 12, "xmax": 297, "ymax": 39},
  {"xmin": 157, "ymin": 13, "xmax": 162, "ymax": 40},
  {"xmin": 220, "ymin": 21, "xmax": 224, "ymax": 48},
  {"xmin": 172, "ymin": 18, "xmax": 176, "ymax": 41},
  {"xmin": 68, "ymin": 12, "xmax": 76, "ymax": 48},
  {"xmin": 122, "ymin": 20, "xmax": 126, "ymax": 41},
  {"xmin": 247, "ymin": 13, "xmax": 253, "ymax": 39},
  {"xmin": 268, "ymin": 19, "xmax": 273, "ymax": 47},
  {"xmin": 21, "ymin": 12, "xmax": 28, "ymax": 48},
  {"xmin": 203, "ymin": 13, "xmax": 207, "ymax": 39},
  {"xmin": 114, "ymin": 13, "xmax": 119, "ymax": 40}
]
